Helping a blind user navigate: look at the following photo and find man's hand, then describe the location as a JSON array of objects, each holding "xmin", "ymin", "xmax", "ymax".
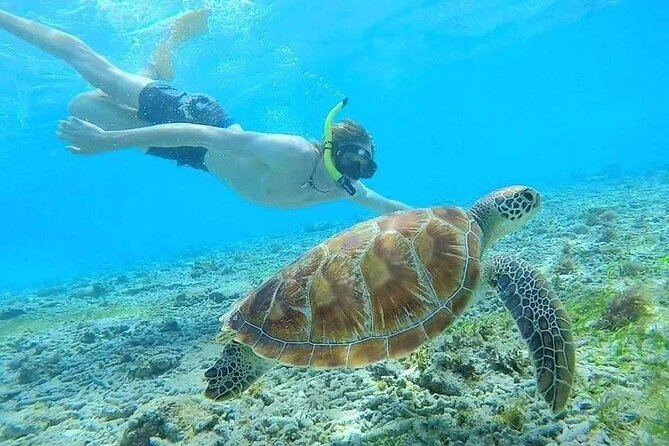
[
  {"xmin": 351, "ymin": 183, "xmax": 411, "ymax": 214},
  {"xmin": 56, "ymin": 116, "xmax": 110, "ymax": 155}
]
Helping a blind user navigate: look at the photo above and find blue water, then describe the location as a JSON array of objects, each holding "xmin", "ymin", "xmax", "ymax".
[{"xmin": 0, "ymin": 0, "xmax": 666, "ymax": 290}]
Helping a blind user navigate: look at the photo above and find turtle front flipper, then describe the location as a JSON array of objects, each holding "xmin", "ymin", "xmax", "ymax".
[
  {"xmin": 484, "ymin": 255, "xmax": 575, "ymax": 414},
  {"xmin": 204, "ymin": 341, "xmax": 273, "ymax": 401}
]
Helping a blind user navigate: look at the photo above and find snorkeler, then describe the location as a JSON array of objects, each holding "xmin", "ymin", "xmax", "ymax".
[{"xmin": 0, "ymin": 8, "xmax": 410, "ymax": 214}]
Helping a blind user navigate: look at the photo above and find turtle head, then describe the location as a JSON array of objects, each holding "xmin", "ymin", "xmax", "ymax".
[{"xmin": 470, "ymin": 185, "xmax": 541, "ymax": 250}]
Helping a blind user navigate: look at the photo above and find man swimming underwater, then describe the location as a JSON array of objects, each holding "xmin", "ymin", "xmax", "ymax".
[{"xmin": 0, "ymin": 8, "xmax": 410, "ymax": 213}]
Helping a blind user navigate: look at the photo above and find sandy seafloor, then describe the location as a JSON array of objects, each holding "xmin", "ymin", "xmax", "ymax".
[{"xmin": 0, "ymin": 171, "xmax": 667, "ymax": 446}]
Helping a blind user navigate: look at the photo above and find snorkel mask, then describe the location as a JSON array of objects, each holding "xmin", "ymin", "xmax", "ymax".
[
  {"xmin": 322, "ymin": 97, "xmax": 377, "ymax": 195},
  {"xmin": 334, "ymin": 144, "xmax": 377, "ymax": 181}
]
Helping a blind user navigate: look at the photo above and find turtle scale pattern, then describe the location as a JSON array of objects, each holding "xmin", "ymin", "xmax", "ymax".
[{"xmin": 226, "ymin": 206, "xmax": 482, "ymax": 369}]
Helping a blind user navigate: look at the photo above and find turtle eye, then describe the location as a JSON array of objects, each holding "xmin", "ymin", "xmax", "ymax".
[{"xmin": 522, "ymin": 191, "xmax": 535, "ymax": 202}]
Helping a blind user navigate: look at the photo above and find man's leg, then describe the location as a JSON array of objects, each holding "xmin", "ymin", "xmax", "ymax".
[
  {"xmin": 148, "ymin": 8, "xmax": 211, "ymax": 81},
  {"xmin": 68, "ymin": 91, "xmax": 147, "ymax": 131},
  {"xmin": 0, "ymin": 9, "xmax": 149, "ymax": 109},
  {"xmin": 68, "ymin": 8, "xmax": 212, "ymax": 132}
]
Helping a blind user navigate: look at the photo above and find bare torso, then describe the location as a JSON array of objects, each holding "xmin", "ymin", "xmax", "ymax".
[{"xmin": 203, "ymin": 137, "xmax": 347, "ymax": 208}]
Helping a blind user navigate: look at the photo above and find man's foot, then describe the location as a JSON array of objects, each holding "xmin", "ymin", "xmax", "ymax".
[
  {"xmin": 170, "ymin": 8, "xmax": 211, "ymax": 45},
  {"xmin": 152, "ymin": 8, "xmax": 211, "ymax": 80}
]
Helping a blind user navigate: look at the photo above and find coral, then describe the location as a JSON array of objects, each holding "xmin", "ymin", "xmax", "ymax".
[
  {"xmin": 597, "ymin": 226, "xmax": 616, "ymax": 243},
  {"xmin": 606, "ymin": 258, "xmax": 646, "ymax": 279},
  {"xmin": 599, "ymin": 210, "xmax": 619, "ymax": 222},
  {"xmin": 571, "ymin": 223, "xmax": 589, "ymax": 235},
  {"xmin": 0, "ymin": 308, "xmax": 26, "ymax": 320},
  {"xmin": 133, "ymin": 354, "xmax": 181, "ymax": 378},
  {"xmin": 619, "ymin": 259, "xmax": 645, "ymax": 277},
  {"xmin": 561, "ymin": 240, "xmax": 574, "ymax": 255},
  {"xmin": 583, "ymin": 207, "xmax": 618, "ymax": 227},
  {"xmin": 432, "ymin": 351, "xmax": 478, "ymax": 379},
  {"xmin": 119, "ymin": 396, "xmax": 229, "ymax": 446},
  {"xmin": 157, "ymin": 317, "xmax": 180, "ymax": 332},
  {"xmin": 486, "ymin": 343, "xmax": 528, "ymax": 375},
  {"xmin": 79, "ymin": 330, "xmax": 96, "ymax": 344},
  {"xmin": 1, "ymin": 172, "xmax": 667, "ymax": 446},
  {"xmin": 555, "ymin": 255, "xmax": 578, "ymax": 275},
  {"xmin": 416, "ymin": 366, "xmax": 464, "ymax": 396},
  {"xmin": 90, "ymin": 282, "xmax": 110, "ymax": 298},
  {"xmin": 584, "ymin": 213, "xmax": 602, "ymax": 226},
  {"xmin": 405, "ymin": 345, "xmax": 431, "ymax": 372},
  {"xmin": 208, "ymin": 291, "xmax": 240, "ymax": 304},
  {"xmin": 208, "ymin": 291, "xmax": 225, "ymax": 302},
  {"xmin": 598, "ymin": 288, "xmax": 651, "ymax": 330},
  {"xmin": 496, "ymin": 402, "xmax": 527, "ymax": 431}
]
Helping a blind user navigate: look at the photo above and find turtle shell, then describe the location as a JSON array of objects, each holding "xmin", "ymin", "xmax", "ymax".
[{"xmin": 225, "ymin": 207, "xmax": 482, "ymax": 368}]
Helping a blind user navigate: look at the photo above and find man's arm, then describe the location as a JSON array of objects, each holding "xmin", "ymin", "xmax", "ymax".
[
  {"xmin": 56, "ymin": 116, "xmax": 297, "ymax": 161},
  {"xmin": 350, "ymin": 183, "xmax": 411, "ymax": 214}
]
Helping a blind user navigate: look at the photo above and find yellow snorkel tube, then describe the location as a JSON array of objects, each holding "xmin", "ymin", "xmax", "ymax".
[{"xmin": 323, "ymin": 97, "xmax": 356, "ymax": 196}]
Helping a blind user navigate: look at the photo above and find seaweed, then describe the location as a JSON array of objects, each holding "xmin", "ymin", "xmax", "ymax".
[
  {"xmin": 598, "ymin": 288, "xmax": 651, "ymax": 331},
  {"xmin": 496, "ymin": 401, "xmax": 526, "ymax": 431}
]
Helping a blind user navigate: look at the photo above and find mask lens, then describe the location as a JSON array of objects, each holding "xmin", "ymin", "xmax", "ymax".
[
  {"xmin": 356, "ymin": 156, "xmax": 377, "ymax": 178},
  {"xmin": 336, "ymin": 145, "xmax": 377, "ymax": 179}
]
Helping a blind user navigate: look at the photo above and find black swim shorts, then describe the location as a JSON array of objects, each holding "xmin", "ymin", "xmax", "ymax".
[{"xmin": 137, "ymin": 82, "xmax": 236, "ymax": 171}]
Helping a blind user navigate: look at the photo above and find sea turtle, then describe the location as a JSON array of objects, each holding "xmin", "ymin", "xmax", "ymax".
[{"xmin": 204, "ymin": 186, "xmax": 576, "ymax": 413}]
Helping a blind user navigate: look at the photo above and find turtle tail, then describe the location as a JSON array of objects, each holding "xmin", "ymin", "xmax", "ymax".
[
  {"xmin": 484, "ymin": 255, "xmax": 575, "ymax": 414},
  {"xmin": 204, "ymin": 341, "xmax": 273, "ymax": 401}
]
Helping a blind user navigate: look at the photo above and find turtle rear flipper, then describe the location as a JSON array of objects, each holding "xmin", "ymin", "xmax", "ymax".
[
  {"xmin": 204, "ymin": 341, "xmax": 272, "ymax": 401},
  {"xmin": 484, "ymin": 255, "xmax": 575, "ymax": 414}
]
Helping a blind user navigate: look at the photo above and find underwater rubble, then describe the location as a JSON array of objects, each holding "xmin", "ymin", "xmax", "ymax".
[{"xmin": 0, "ymin": 171, "xmax": 668, "ymax": 446}]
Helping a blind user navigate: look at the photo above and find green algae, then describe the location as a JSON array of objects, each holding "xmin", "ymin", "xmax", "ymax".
[
  {"xmin": 0, "ymin": 303, "xmax": 147, "ymax": 338},
  {"xmin": 427, "ymin": 279, "xmax": 667, "ymax": 444},
  {"xmin": 565, "ymin": 286, "xmax": 616, "ymax": 333},
  {"xmin": 659, "ymin": 255, "xmax": 669, "ymax": 268},
  {"xmin": 496, "ymin": 401, "xmax": 527, "ymax": 431},
  {"xmin": 564, "ymin": 281, "xmax": 668, "ymax": 444}
]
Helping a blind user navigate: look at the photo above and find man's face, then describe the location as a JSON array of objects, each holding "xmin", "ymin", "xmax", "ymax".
[{"xmin": 336, "ymin": 143, "xmax": 377, "ymax": 180}]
